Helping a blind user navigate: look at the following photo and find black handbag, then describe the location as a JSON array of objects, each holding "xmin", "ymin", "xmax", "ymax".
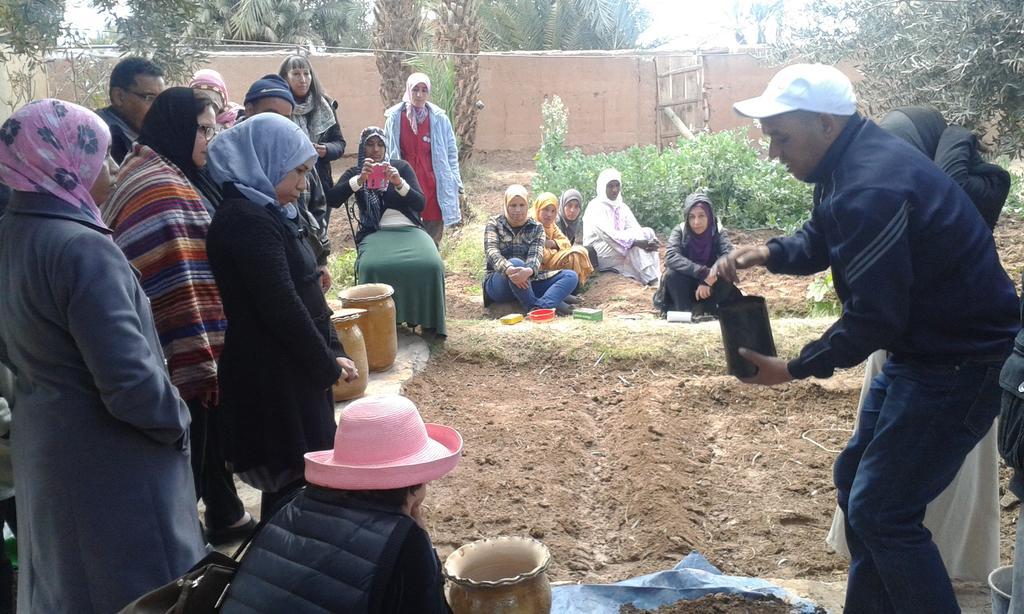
[
  {"xmin": 117, "ymin": 487, "xmax": 301, "ymax": 614},
  {"xmin": 116, "ymin": 550, "xmax": 239, "ymax": 614}
]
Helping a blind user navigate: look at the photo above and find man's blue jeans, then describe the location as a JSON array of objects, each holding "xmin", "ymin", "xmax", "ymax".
[
  {"xmin": 484, "ymin": 258, "xmax": 578, "ymax": 310},
  {"xmin": 835, "ymin": 357, "xmax": 1002, "ymax": 614}
]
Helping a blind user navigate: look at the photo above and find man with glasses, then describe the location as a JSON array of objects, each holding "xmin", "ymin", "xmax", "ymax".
[{"xmin": 96, "ymin": 56, "xmax": 165, "ymax": 164}]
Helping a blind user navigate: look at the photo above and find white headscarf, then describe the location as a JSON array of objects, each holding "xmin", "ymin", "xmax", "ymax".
[
  {"xmin": 403, "ymin": 72, "xmax": 431, "ymax": 135},
  {"xmin": 206, "ymin": 113, "xmax": 316, "ymax": 207},
  {"xmin": 583, "ymin": 167, "xmax": 640, "ymax": 251},
  {"xmin": 593, "ymin": 168, "xmax": 623, "ymax": 209}
]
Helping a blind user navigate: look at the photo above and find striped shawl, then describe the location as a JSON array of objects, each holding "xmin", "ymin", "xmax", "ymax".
[{"xmin": 104, "ymin": 144, "xmax": 226, "ymax": 401}]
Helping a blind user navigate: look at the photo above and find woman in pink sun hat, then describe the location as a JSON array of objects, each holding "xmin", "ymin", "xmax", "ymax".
[{"xmin": 220, "ymin": 394, "xmax": 462, "ymax": 614}]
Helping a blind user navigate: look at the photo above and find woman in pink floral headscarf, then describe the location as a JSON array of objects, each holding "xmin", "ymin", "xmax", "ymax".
[{"xmin": 0, "ymin": 99, "xmax": 204, "ymax": 613}]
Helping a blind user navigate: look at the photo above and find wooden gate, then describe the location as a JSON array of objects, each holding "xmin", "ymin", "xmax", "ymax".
[{"xmin": 654, "ymin": 55, "xmax": 706, "ymax": 150}]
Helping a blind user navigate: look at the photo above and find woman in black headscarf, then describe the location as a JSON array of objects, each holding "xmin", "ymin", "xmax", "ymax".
[
  {"xmin": 102, "ymin": 87, "xmax": 253, "ymax": 545},
  {"xmin": 880, "ymin": 106, "xmax": 1011, "ymax": 230},
  {"xmin": 327, "ymin": 126, "xmax": 447, "ymax": 337}
]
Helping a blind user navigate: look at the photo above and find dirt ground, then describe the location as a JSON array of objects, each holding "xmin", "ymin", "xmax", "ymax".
[
  {"xmin": 620, "ymin": 593, "xmax": 805, "ymax": 614},
  {"xmin": 328, "ymin": 152, "xmax": 1024, "ymax": 593}
]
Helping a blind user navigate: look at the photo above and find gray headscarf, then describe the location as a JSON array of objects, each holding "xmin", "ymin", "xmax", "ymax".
[
  {"xmin": 557, "ymin": 188, "xmax": 584, "ymax": 242},
  {"xmin": 207, "ymin": 113, "xmax": 316, "ymax": 207}
]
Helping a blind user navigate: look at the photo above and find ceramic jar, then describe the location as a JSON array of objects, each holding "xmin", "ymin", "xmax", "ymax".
[
  {"xmin": 444, "ymin": 537, "xmax": 552, "ymax": 613},
  {"xmin": 339, "ymin": 283, "xmax": 397, "ymax": 372},
  {"xmin": 331, "ymin": 308, "xmax": 369, "ymax": 401}
]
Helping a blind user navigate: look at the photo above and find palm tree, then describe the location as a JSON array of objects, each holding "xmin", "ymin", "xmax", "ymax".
[
  {"xmin": 196, "ymin": 0, "xmax": 369, "ymax": 46},
  {"xmin": 372, "ymin": 0, "xmax": 425, "ymax": 106},
  {"xmin": 479, "ymin": 0, "xmax": 649, "ymax": 51},
  {"xmin": 436, "ymin": 0, "xmax": 482, "ymax": 163}
]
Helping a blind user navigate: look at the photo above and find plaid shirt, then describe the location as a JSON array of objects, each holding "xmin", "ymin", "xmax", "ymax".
[{"xmin": 484, "ymin": 215, "xmax": 557, "ymax": 281}]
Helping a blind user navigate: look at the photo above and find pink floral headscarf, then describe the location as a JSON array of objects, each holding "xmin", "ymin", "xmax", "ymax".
[
  {"xmin": 403, "ymin": 72, "xmax": 431, "ymax": 135},
  {"xmin": 0, "ymin": 99, "xmax": 111, "ymax": 226}
]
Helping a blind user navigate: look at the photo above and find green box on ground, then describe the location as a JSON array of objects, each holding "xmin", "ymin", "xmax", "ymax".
[{"xmin": 573, "ymin": 308, "xmax": 603, "ymax": 322}]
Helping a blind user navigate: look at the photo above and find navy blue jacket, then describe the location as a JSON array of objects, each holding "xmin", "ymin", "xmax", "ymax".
[
  {"xmin": 767, "ymin": 114, "xmax": 1019, "ymax": 379},
  {"xmin": 222, "ymin": 487, "xmax": 450, "ymax": 614}
]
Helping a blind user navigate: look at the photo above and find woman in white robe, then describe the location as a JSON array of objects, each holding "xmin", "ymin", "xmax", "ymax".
[{"xmin": 582, "ymin": 168, "xmax": 661, "ymax": 285}]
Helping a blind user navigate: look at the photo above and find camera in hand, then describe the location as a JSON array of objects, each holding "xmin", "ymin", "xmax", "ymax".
[{"xmin": 366, "ymin": 164, "xmax": 388, "ymax": 190}]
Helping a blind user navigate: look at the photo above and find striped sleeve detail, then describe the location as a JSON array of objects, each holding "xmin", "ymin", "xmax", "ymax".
[
  {"xmin": 845, "ymin": 200, "xmax": 909, "ymax": 286},
  {"xmin": 105, "ymin": 147, "xmax": 226, "ymax": 401}
]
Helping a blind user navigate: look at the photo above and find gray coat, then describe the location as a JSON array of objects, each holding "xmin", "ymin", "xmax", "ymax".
[{"xmin": 0, "ymin": 191, "xmax": 206, "ymax": 614}]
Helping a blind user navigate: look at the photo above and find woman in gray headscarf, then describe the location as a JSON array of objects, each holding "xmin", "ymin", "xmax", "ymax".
[
  {"xmin": 556, "ymin": 188, "xmax": 599, "ymax": 270},
  {"xmin": 205, "ymin": 113, "xmax": 358, "ymax": 516}
]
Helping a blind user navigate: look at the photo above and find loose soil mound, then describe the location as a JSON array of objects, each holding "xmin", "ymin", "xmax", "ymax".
[
  {"xmin": 619, "ymin": 593, "xmax": 799, "ymax": 613},
  {"xmin": 407, "ymin": 361, "xmax": 861, "ymax": 584}
]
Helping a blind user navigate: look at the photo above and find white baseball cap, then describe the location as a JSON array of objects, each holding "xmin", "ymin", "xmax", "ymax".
[{"xmin": 733, "ymin": 63, "xmax": 857, "ymax": 119}]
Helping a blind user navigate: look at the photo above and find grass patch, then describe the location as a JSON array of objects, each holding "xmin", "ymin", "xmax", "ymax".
[
  {"xmin": 441, "ymin": 208, "xmax": 488, "ymax": 282},
  {"xmin": 439, "ymin": 316, "xmax": 834, "ymax": 374},
  {"xmin": 327, "ymin": 249, "xmax": 358, "ymax": 293}
]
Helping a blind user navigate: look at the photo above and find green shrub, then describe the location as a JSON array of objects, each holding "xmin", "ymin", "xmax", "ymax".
[
  {"xmin": 806, "ymin": 271, "xmax": 841, "ymax": 317},
  {"xmin": 327, "ymin": 248, "xmax": 358, "ymax": 292},
  {"xmin": 534, "ymin": 96, "xmax": 813, "ymax": 233},
  {"xmin": 997, "ymin": 157, "xmax": 1024, "ymax": 218}
]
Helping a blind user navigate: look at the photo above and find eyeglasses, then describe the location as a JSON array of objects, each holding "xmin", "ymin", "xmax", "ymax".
[
  {"xmin": 124, "ymin": 90, "xmax": 160, "ymax": 104},
  {"xmin": 197, "ymin": 124, "xmax": 216, "ymax": 141}
]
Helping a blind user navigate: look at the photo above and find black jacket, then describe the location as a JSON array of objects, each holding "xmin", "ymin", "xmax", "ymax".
[
  {"xmin": 222, "ymin": 487, "xmax": 451, "ymax": 614},
  {"xmin": 880, "ymin": 107, "xmax": 1012, "ymax": 230},
  {"xmin": 768, "ymin": 114, "xmax": 1018, "ymax": 380},
  {"xmin": 327, "ymin": 159, "xmax": 425, "ymax": 246},
  {"xmin": 313, "ymin": 97, "xmax": 346, "ymax": 192},
  {"xmin": 206, "ymin": 189, "xmax": 344, "ymax": 473},
  {"xmin": 95, "ymin": 106, "xmax": 137, "ymax": 165},
  {"xmin": 663, "ymin": 197, "xmax": 733, "ymax": 280}
]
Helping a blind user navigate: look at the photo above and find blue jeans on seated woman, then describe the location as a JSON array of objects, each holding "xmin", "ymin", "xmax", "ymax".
[{"xmin": 484, "ymin": 258, "xmax": 578, "ymax": 310}]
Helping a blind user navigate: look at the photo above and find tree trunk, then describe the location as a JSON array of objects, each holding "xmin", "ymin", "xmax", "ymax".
[
  {"xmin": 372, "ymin": 0, "xmax": 423, "ymax": 107},
  {"xmin": 437, "ymin": 0, "xmax": 482, "ymax": 165}
]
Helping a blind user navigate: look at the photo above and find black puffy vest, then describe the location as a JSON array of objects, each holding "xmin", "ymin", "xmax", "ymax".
[{"xmin": 221, "ymin": 489, "xmax": 414, "ymax": 613}]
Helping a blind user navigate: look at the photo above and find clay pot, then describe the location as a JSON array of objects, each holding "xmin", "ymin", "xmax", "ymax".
[
  {"xmin": 339, "ymin": 283, "xmax": 397, "ymax": 372},
  {"xmin": 444, "ymin": 537, "xmax": 552, "ymax": 613},
  {"xmin": 718, "ymin": 295, "xmax": 777, "ymax": 378},
  {"xmin": 331, "ymin": 308, "xmax": 369, "ymax": 401}
]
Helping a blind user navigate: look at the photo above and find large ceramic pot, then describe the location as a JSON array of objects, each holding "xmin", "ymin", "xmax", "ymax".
[
  {"xmin": 444, "ymin": 537, "xmax": 552, "ymax": 613},
  {"xmin": 339, "ymin": 283, "xmax": 397, "ymax": 372},
  {"xmin": 331, "ymin": 308, "xmax": 369, "ymax": 401}
]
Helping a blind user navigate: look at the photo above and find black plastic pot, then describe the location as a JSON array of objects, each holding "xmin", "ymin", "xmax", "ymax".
[{"xmin": 718, "ymin": 295, "xmax": 777, "ymax": 378}]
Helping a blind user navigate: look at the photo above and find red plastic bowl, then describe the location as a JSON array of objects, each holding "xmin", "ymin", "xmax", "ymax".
[{"xmin": 528, "ymin": 308, "xmax": 556, "ymax": 323}]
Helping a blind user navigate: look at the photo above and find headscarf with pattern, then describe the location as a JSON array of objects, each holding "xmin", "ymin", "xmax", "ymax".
[
  {"xmin": 356, "ymin": 126, "xmax": 390, "ymax": 232},
  {"xmin": 0, "ymin": 99, "xmax": 111, "ymax": 226}
]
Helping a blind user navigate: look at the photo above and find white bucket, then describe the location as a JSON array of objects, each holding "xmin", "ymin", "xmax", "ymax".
[{"xmin": 989, "ymin": 565, "xmax": 1012, "ymax": 614}]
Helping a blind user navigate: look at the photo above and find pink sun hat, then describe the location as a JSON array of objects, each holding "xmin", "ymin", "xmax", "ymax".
[{"xmin": 305, "ymin": 394, "xmax": 463, "ymax": 490}]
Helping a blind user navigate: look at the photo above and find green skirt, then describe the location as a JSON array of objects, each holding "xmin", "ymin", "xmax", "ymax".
[{"xmin": 357, "ymin": 226, "xmax": 446, "ymax": 336}]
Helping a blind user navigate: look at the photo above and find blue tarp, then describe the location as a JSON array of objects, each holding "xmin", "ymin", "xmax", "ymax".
[{"xmin": 551, "ymin": 552, "xmax": 822, "ymax": 613}]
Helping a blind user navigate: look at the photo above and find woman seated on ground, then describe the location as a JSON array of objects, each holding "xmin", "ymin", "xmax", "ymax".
[
  {"xmin": 531, "ymin": 191, "xmax": 594, "ymax": 289},
  {"xmin": 582, "ymin": 168, "xmax": 661, "ymax": 285},
  {"xmin": 220, "ymin": 394, "xmax": 460, "ymax": 614},
  {"xmin": 483, "ymin": 185, "xmax": 579, "ymax": 316},
  {"xmin": 557, "ymin": 188, "xmax": 599, "ymax": 270},
  {"xmin": 654, "ymin": 192, "xmax": 740, "ymax": 318},
  {"xmin": 327, "ymin": 126, "xmax": 446, "ymax": 337}
]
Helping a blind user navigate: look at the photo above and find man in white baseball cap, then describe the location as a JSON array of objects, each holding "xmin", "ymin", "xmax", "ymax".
[{"xmin": 716, "ymin": 63, "xmax": 1019, "ymax": 614}]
